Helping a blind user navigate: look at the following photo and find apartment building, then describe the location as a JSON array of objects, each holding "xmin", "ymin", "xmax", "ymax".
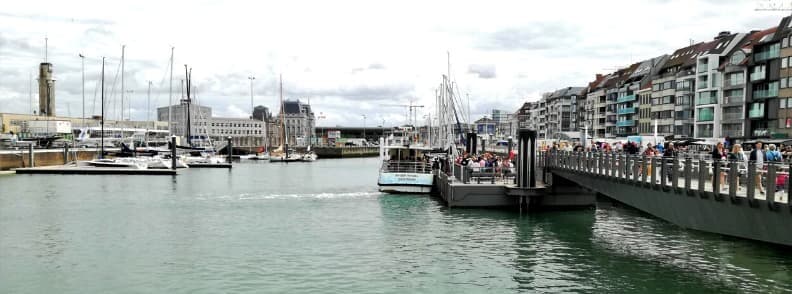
[
  {"xmin": 747, "ymin": 19, "xmax": 785, "ymax": 138},
  {"xmin": 693, "ymin": 32, "xmax": 746, "ymax": 139}
]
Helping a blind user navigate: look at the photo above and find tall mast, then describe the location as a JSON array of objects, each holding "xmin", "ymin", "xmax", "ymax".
[
  {"xmin": 280, "ymin": 74, "xmax": 285, "ymax": 146},
  {"xmin": 100, "ymin": 57, "xmax": 105, "ymax": 159},
  {"xmin": 121, "ymin": 45, "xmax": 125, "ymax": 121},
  {"xmin": 184, "ymin": 65, "xmax": 192, "ymax": 146},
  {"xmin": 147, "ymin": 81, "xmax": 152, "ymax": 122},
  {"xmin": 168, "ymin": 47, "xmax": 174, "ymax": 135}
]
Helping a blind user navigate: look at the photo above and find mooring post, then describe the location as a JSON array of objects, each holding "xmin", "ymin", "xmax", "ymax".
[
  {"xmin": 698, "ymin": 160, "xmax": 707, "ymax": 197},
  {"xmin": 713, "ymin": 159, "xmax": 721, "ymax": 198},
  {"xmin": 747, "ymin": 163, "xmax": 756, "ymax": 202},
  {"xmin": 517, "ymin": 129, "xmax": 536, "ymax": 188},
  {"xmin": 633, "ymin": 156, "xmax": 640, "ymax": 182},
  {"xmin": 671, "ymin": 157, "xmax": 679, "ymax": 190},
  {"xmin": 729, "ymin": 161, "xmax": 738, "ymax": 201},
  {"xmin": 641, "ymin": 156, "xmax": 648, "ymax": 185},
  {"xmin": 227, "ymin": 136, "xmax": 233, "ymax": 164},
  {"xmin": 171, "ymin": 136, "xmax": 177, "ymax": 170},
  {"xmin": 767, "ymin": 164, "xmax": 777, "ymax": 207},
  {"xmin": 63, "ymin": 144, "xmax": 69, "ymax": 164},
  {"xmin": 651, "ymin": 157, "xmax": 658, "ymax": 188},
  {"xmin": 684, "ymin": 158, "xmax": 692, "ymax": 193},
  {"xmin": 28, "ymin": 143, "xmax": 34, "ymax": 168},
  {"xmin": 660, "ymin": 157, "xmax": 667, "ymax": 189}
]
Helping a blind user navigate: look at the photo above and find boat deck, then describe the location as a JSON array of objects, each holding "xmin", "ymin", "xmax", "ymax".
[{"xmin": 14, "ymin": 165, "xmax": 177, "ymax": 175}]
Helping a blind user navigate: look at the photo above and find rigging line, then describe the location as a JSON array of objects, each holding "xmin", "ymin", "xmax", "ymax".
[
  {"xmin": 91, "ymin": 66, "xmax": 101, "ymax": 118},
  {"xmin": 149, "ymin": 56, "xmax": 171, "ymax": 119},
  {"xmin": 105, "ymin": 60, "xmax": 121, "ymax": 121}
]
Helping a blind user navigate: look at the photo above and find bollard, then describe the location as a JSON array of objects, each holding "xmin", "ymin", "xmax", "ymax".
[
  {"xmin": 767, "ymin": 164, "xmax": 777, "ymax": 208},
  {"xmin": 171, "ymin": 136, "xmax": 177, "ymax": 170},
  {"xmin": 227, "ymin": 137, "xmax": 233, "ymax": 164},
  {"xmin": 660, "ymin": 158, "xmax": 667, "ymax": 190},
  {"xmin": 747, "ymin": 163, "xmax": 756, "ymax": 203},
  {"xmin": 713, "ymin": 160, "xmax": 723, "ymax": 201},
  {"xmin": 28, "ymin": 143, "xmax": 34, "ymax": 168},
  {"xmin": 651, "ymin": 157, "xmax": 658, "ymax": 188},
  {"xmin": 684, "ymin": 158, "xmax": 692, "ymax": 194},
  {"xmin": 698, "ymin": 159, "xmax": 707, "ymax": 197},
  {"xmin": 641, "ymin": 156, "xmax": 648, "ymax": 186},
  {"xmin": 63, "ymin": 144, "xmax": 69, "ymax": 164},
  {"xmin": 672, "ymin": 157, "xmax": 679, "ymax": 191},
  {"xmin": 729, "ymin": 161, "xmax": 738, "ymax": 202}
]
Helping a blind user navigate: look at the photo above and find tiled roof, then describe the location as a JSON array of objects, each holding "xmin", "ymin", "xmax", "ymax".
[{"xmin": 741, "ymin": 26, "xmax": 778, "ymax": 51}]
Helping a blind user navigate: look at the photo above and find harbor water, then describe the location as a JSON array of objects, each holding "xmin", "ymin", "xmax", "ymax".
[{"xmin": 1, "ymin": 157, "xmax": 791, "ymax": 293}]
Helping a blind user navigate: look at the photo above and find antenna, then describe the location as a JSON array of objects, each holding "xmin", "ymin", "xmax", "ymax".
[{"xmin": 44, "ymin": 36, "xmax": 48, "ymax": 62}]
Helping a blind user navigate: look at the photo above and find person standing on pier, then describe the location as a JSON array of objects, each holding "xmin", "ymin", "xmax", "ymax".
[
  {"xmin": 729, "ymin": 144, "xmax": 748, "ymax": 190},
  {"xmin": 748, "ymin": 141, "xmax": 766, "ymax": 194}
]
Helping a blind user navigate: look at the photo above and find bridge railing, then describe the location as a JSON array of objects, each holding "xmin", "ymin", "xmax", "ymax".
[{"xmin": 540, "ymin": 151, "xmax": 791, "ymax": 205}]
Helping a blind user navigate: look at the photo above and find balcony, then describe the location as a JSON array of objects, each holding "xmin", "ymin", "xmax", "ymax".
[
  {"xmin": 617, "ymin": 107, "xmax": 636, "ymax": 115},
  {"xmin": 754, "ymin": 48, "xmax": 779, "ymax": 62},
  {"xmin": 616, "ymin": 94, "xmax": 637, "ymax": 103},
  {"xmin": 722, "ymin": 113, "xmax": 743, "ymax": 121},
  {"xmin": 724, "ymin": 78, "xmax": 744, "ymax": 88},
  {"xmin": 695, "ymin": 95, "xmax": 718, "ymax": 105},
  {"xmin": 750, "ymin": 71, "xmax": 766, "ymax": 82},
  {"xmin": 753, "ymin": 88, "xmax": 778, "ymax": 99},
  {"xmin": 696, "ymin": 111, "xmax": 714, "ymax": 122},
  {"xmin": 749, "ymin": 108, "xmax": 765, "ymax": 118},
  {"xmin": 722, "ymin": 96, "xmax": 744, "ymax": 105},
  {"xmin": 616, "ymin": 120, "xmax": 635, "ymax": 127},
  {"xmin": 697, "ymin": 64, "xmax": 709, "ymax": 73}
]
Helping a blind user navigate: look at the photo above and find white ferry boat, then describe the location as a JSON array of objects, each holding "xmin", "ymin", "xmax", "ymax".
[{"xmin": 377, "ymin": 127, "xmax": 434, "ymax": 193}]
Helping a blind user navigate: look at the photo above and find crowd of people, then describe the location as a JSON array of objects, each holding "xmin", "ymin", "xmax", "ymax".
[
  {"xmin": 454, "ymin": 151, "xmax": 515, "ymax": 177},
  {"xmin": 544, "ymin": 140, "xmax": 792, "ymax": 195}
]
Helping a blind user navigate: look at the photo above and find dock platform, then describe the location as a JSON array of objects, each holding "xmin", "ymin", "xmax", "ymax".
[
  {"xmin": 14, "ymin": 166, "xmax": 177, "ymax": 175},
  {"xmin": 188, "ymin": 163, "xmax": 233, "ymax": 168}
]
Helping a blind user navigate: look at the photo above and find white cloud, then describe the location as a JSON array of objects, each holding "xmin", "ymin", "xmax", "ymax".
[{"xmin": 0, "ymin": 0, "xmax": 788, "ymax": 126}]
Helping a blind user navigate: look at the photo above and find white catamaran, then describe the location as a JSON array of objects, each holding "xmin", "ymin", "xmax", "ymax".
[{"xmin": 377, "ymin": 126, "xmax": 434, "ymax": 193}]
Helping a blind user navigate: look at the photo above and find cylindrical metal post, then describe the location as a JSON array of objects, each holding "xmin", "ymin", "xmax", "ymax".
[
  {"xmin": 171, "ymin": 136, "xmax": 177, "ymax": 170},
  {"xmin": 767, "ymin": 164, "xmax": 777, "ymax": 206},
  {"xmin": 227, "ymin": 137, "xmax": 233, "ymax": 164},
  {"xmin": 63, "ymin": 144, "xmax": 69, "ymax": 164},
  {"xmin": 28, "ymin": 143, "xmax": 34, "ymax": 168}
]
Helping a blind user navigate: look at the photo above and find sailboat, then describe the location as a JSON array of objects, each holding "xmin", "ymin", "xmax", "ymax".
[
  {"xmin": 82, "ymin": 55, "xmax": 148, "ymax": 170},
  {"xmin": 270, "ymin": 74, "xmax": 303, "ymax": 163}
]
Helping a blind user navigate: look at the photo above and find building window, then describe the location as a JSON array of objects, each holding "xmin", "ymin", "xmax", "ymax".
[{"xmin": 784, "ymin": 57, "xmax": 789, "ymax": 69}]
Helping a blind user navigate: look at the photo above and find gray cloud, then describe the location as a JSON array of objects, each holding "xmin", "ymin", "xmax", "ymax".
[
  {"xmin": 367, "ymin": 63, "xmax": 386, "ymax": 70},
  {"xmin": 467, "ymin": 64, "xmax": 496, "ymax": 79},
  {"xmin": 477, "ymin": 23, "xmax": 580, "ymax": 51},
  {"xmin": 0, "ymin": 12, "xmax": 114, "ymax": 25}
]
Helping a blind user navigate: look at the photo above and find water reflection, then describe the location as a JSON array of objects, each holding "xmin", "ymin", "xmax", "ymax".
[{"xmin": 592, "ymin": 200, "xmax": 792, "ymax": 292}]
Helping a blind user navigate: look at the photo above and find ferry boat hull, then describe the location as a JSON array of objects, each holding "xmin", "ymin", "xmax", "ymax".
[{"xmin": 377, "ymin": 172, "xmax": 434, "ymax": 193}]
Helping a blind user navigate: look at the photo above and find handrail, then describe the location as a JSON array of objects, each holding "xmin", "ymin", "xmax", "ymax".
[{"xmin": 542, "ymin": 150, "xmax": 791, "ymax": 204}]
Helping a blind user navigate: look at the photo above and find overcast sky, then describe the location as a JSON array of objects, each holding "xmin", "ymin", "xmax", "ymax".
[{"xmin": 0, "ymin": 0, "xmax": 788, "ymax": 127}]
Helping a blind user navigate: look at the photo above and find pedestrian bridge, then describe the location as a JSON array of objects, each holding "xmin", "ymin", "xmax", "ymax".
[{"xmin": 539, "ymin": 151, "xmax": 792, "ymax": 247}]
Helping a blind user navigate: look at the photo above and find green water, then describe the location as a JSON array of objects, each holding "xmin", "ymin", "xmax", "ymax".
[{"xmin": 1, "ymin": 157, "xmax": 791, "ymax": 293}]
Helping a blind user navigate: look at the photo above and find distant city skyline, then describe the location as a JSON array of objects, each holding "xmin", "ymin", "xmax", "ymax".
[{"xmin": 0, "ymin": 0, "xmax": 787, "ymax": 126}]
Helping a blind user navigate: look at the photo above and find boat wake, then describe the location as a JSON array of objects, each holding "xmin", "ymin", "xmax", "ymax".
[{"xmin": 195, "ymin": 191, "xmax": 381, "ymax": 201}]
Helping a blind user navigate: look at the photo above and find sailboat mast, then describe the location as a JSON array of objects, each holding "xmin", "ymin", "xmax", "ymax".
[
  {"xmin": 185, "ymin": 65, "xmax": 192, "ymax": 146},
  {"xmin": 121, "ymin": 45, "xmax": 125, "ymax": 122},
  {"xmin": 100, "ymin": 57, "xmax": 105, "ymax": 159},
  {"xmin": 280, "ymin": 74, "xmax": 285, "ymax": 146},
  {"xmin": 168, "ymin": 47, "xmax": 174, "ymax": 136}
]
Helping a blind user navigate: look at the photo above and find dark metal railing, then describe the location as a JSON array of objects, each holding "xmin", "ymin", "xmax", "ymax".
[{"xmin": 381, "ymin": 160, "xmax": 432, "ymax": 174}]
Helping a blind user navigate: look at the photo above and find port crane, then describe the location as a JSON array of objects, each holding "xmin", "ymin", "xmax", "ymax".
[{"xmin": 379, "ymin": 101, "xmax": 425, "ymax": 126}]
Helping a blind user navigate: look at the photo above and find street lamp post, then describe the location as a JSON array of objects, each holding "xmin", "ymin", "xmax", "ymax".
[{"xmin": 248, "ymin": 76, "xmax": 255, "ymax": 119}]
